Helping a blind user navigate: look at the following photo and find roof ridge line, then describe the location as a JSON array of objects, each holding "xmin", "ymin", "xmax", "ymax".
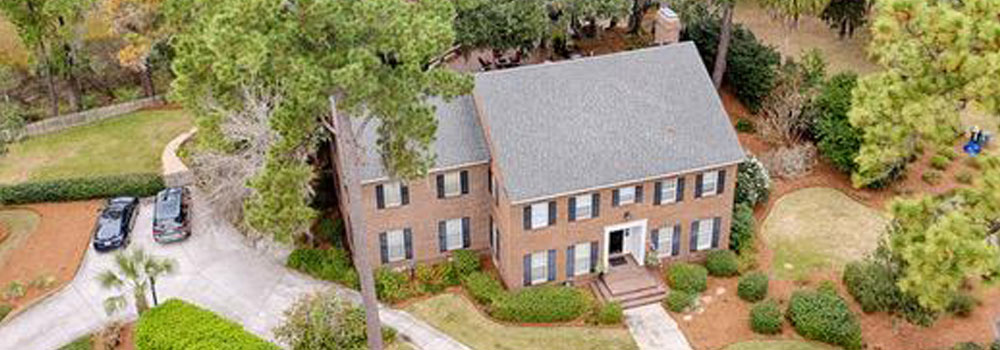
[{"xmin": 474, "ymin": 41, "xmax": 696, "ymax": 78}]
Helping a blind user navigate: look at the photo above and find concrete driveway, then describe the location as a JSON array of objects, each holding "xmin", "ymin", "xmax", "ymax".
[{"xmin": 0, "ymin": 192, "xmax": 467, "ymax": 350}]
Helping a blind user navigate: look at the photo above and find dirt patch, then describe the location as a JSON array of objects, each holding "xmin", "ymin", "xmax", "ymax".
[
  {"xmin": 0, "ymin": 201, "xmax": 101, "ymax": 311},
  {"xmin": 0, "ymin": 221, "xmax": 8, "ymax": 244},
  {"xmin": 117, "ymin": 322, "xmax": 136, "ymax": 350}
]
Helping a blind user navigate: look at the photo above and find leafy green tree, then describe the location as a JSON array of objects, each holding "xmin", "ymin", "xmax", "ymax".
[
  {"xmin": 104, "ymin": 0, "xmax": 172, "ymax": 97},
  {"xmin": 561, "ymin": 0, "xmax": 630, "ymax": 38},
  {"xmin": 0, "ymin": 0, "xmax": 65, "ymax": 116},
  {"xmin": 811, "ymin": 72, "xmax": 861, "ymax": 173},
  {"xmin": 758, "ymin": 0, "xmax": 832, "ymax": 26},
  {"xmin": 97, "ymin": 249, "xmax": 176, "ymax": 315},
  {"xmin": 820, "ymin": 0, "xmax": 870, "ymax": 39},
  {"xmin": 454, "ymin": 0, "xmax": 547, "ymax": 52},
  {"xmin": 885, "ymin": 156, "xmax": 1000, "ymax": 311},
  {"xmin": 849, "ymin": 0, "xmax": 1000, "ymax": 188},
  {"xmin": 170, "ymin": 1, "xmax": 471, "ymax": 349},
  {"xmin": 274, "ymin": 290, "xmax": 397, "ymax": 350}
]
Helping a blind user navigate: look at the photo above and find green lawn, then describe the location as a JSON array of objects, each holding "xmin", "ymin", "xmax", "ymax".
[
  {"xmin": 404, "ymin": 293, "xmax": 638, "ymax": 350},
  {"xmin": 762, "ymin": 187, "xmax": 887, "ymax": 281},
  {"xmin": 726, "ymin": 340, "xmax": 837, "ymax": 350},
  {"xmin": 57, "ymin": 335, "xmax": 92, "ymax": 350},
  {"xmin": 0, "ymin": 109, "xmax": 193, "ymax": 184}
]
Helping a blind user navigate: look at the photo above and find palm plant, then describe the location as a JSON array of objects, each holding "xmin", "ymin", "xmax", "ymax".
[{"xmin": 97, "ymin": 248, "xmax": 176, "ymax": 315}]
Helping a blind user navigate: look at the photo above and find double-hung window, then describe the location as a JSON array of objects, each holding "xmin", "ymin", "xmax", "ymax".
[
  {"xmin": 657, "ymin": 227, "xmax": 674, "ymax": 257},
  {"xmin": 445, "ymin": 218, "xmax": 464, "ymax": 251},
  {"xmin": 618, "ymin": 186, "xmax": 636, "ymax": 205},
  {"xmin": 574, "ymin": 194, "xmax": 593, "ymax": 220},
  {"xmin": 383, "ymin": 181, "xmax": 403, "ymax": 207},
  {"xmin": 701, "ymin": 171, "xmax": 719, "ymax": 197},
  {"xmin": 659, "ymin": 179, "xmax": 677, "ymax": 204},
  {"xmin": 573, "ymin": 243, "xmax": 591, "ymax": 276},
  {"xmin": 386, "ymin": 229, "xmax": 406, "ymax": 262},
  {"xmin": 531, "ymin": 251, "xmax": 548, "ymax": 285},
  {"xmin": 531, "ymin": 202, "xmax": 549, "ymax": 229},
  {"xmin": 443, "ymin": 172, "xmax": 462, "ymax": 197},
  {"xmin": 696, "ymin": 218, "xmax": 714, "ymax": 251}
]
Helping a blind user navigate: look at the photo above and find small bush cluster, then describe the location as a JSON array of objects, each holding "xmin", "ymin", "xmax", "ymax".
[
  {"xmin": 375, "ymin": 267, "xmax": 416, "ymax": 303},
  {"xmin": 730, "ymin": 203, "xmax": 756, "ymax": 254},
  {"xmin": 947, "ymin": 294, "xmax": 978, "ymax": 318},
  {"xmin": 461, "ymin": 271, "xmax": 505, "ymax": 305},
  {"xmin": 735, "ymin": 156, "xmax": 771, "ymax": 207},
  {"xmin": 451, "ymin": 250, "xmax": 481, "ymax": 276},
  {"xmin": 0, "ymin": 173, "xmax": 165, "ymax": 205},
  {"xmin": 737, "ymin": 272, "xmax": 769, "ymax": 302},
  {"xmin": 810, "ymin": 73, "xmax": 861, "ymax": 174},
  {"xmin": 588, "ymin": 302, "xmax": 624, "ymax": 325},
  {"xmin": 667, "ymin": 263, "xmax": 708, "ymax": 293},
  {"xmin": 286, "ymin": 248, "xmax": 359, "ymax": 288},
  {"xmin": 491, "ymin": 286, "xmax": 591, "ymax": 323},
  {"xmin": 664, "ymin": 290, "xmax": 696, "ymax": 313},
  {"xmin": 136, "ymin": 299, "xmax": 278, "ymax": 349},
  {"xmin": 930, "ymin": 155, "xmax": 951, "ymax": 170},
  {"xmin": 735, "ymin": 118, "xmax": 755, "ymax": 133},
  {"xmin": 705, "ymin": 250, "xmax": 739, "ymax": 277},
  {"xmin": 2, "ymin": 281, "xmax": 26, "ymax": 301},
  {"xmin": 842, "ymin": 261, "xmax": 898, "ymax": 313},
  {"xmin": 749, "ymin": 299, "xmax": 783, "ymax": 334},
  {"xmin": 922, "ymin": 170, "xmax": 943, "ymax": 185},
  {"xmin": 786, "ymin": 287, "xmax": 863, "ymax": 350}
]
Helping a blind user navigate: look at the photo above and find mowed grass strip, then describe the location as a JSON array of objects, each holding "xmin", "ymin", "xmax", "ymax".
[
  {"xmin": 0, "ymin": 109, "xmax": 193, "ymax": 184},
  {"xmin": 404, "ymin": 293, "xmax": 638, "ymax": 350},
  {"xmin": 726, "ymin": 340, "xmax": 838, "ymax": 350}
]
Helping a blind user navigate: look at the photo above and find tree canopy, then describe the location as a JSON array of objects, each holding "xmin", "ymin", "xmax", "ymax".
[
  {"xmin": 170, "ymin": 0, "xmax": 471, "ymax": 241},
  {"xmin": 454, "ymin": 0, "xmax": 548, "ymax": 52},
  {"xmin": 849, "ymin": 0, "xmax": 1000, "ymax": 187}
]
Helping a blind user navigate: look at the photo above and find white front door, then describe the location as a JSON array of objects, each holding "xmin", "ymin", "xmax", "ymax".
[{"xmin": 603, "ymin": 220, "xmax": 648, "ymax": 269}]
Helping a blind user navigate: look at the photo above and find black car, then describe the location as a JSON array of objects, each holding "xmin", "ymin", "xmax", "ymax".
[
  {"xmin": 153, "ymin": 187, "xmax": 191, "ymax": 243},
  {"xmin": 93, "ymin": 197, "xmax": 139, "ymax": 252}
]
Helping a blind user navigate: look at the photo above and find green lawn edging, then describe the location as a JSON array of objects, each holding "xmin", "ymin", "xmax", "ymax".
[
  {"xmin": 135, "ymin": 299, "xmax": 278, "ymax": 350},
  {"xmin": 0, "ymin": 173, "xmax": 165, "ymax": 205}
]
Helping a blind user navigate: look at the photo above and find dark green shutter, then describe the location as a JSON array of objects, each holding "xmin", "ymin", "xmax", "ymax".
[
  {"xmin": 568, "ymin": 197, "xmax": 577, "ymax": 221},
  {"xmin": 462, "ymin": 217, "xmax": 471, "ymax": 248},
  {"xmin": 438, "ymin": 221, "xmax": 447, "ymax": 252},
  {"xmin": 717, "ymin": 170, "xmax": 727, "ymax": 195},
  {"xmin": 404, "ymin": 229, "xmax": 413, "ymax": 260},
  {"xmin": 651, "ymin": 229, "xmax": 660, "ymax": 252},
  {"xmin": 548, "ymin": 201, "xmax": 556, "ymax": 226},
  {"xmin": 671, "ymin": 225, "xmax": 681, "ymax": 256},
  {"xmin": 635, "ymin": 185, "xmax": 643, "ymax": 203},
  {"xmin": 436, "ymin": 174, "xmax": 445, "ymax": 198},
  {"xmin": 523, "ymin": 206, "xmax": 532, "ymax": 230},
  {"xmin": 711, "ymin": 217, "xmax": 721, "ymax": 248},
  {"xmin": 547, "ymin": 249, "xmax": 557, "ymax": 282},
  {"xmin": 592, "ymin": 193, "xmax": 600, "ymax": 218},
  {"xmin": 375, "ymin": 185, "xmax": 385, "ymax": 209},
  {"xmin": 379, "ymin": 232, "xmax": 388, "ymax": 264},
  {"xmin": 590, "ymin": 241, "xmax": 599, "ymax": 273},
  {"xmin": 401, "ymin": 184, "xmax": 409, "ymax": 205},
  {"xmin": 676, "ymin": 177, "xmax": 685, "ymax": 202},
  {"xmin": 523, "ymin": 254, "xmax": 531, "ymax": 286},
  {"xmin": 612, "ymin": 189, "xmax": 620, "ymax": 207},
  {"xmin": 690, "ymin": 220, "xmax": 700, "ymax": 252},
  {"xmin": 654, "ymin": 181, "xmax": 662, "ymax": 205},
  {"xmin": 695, "ymin": 174, "xmax": 704, "ymax": 198},
  {"xmin": 460, "ymin": 170, "xmax": 469, "ymax": 194},
  {"xmin": 566, "ymin": 245, "xmax": 575, "ymax": 278}
]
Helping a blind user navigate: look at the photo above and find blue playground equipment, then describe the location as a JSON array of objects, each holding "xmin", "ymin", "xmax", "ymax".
[{"xmin": 963, "ymin": 126, "xmax": 992, "ymax": 156}]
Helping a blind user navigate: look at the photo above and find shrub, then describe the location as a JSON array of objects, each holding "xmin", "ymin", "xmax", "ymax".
[
  {"xmin": 705, "ymin": 250, "xmax": 739, "ymax": 277},
  {"xmin": 947, "ymin": 294, "xmax": 978, "ymax": 318},
  {"xmin": 136, "ymin": 299, "xmax": 278, "ymax": 349},
  {"xmin": 314, "ymin": 217, "xmax": 344, "ymax": 248},
  {"xmin": 738, "ymin": 272, "xmax": 769, "ymax": 302},
  {"xmin": 749, "ymin": 299, "xmax": 783, "ymax": 334},
  {"xmin": 667, "ymin": 263, "xmax": 708, "ymax": 293},
  {"xmin": 664, "ymin": 290, "xmax": 696, "ymax": 312},
  {"xmin": 956, "ymin": 171, "xmax": 974, "ymax": 184},
  {"xmin": 589, "ymin": 302, "xmax": 624, "ymax": 325},
  {"xmin": 811, "ymin": 73, "xmax": 861, "ymax": 173},
  {"xmin": 415, "ymin": 263, "xmax": 447, "ymax": 294},
  {"xmin": 735, "ymin": 118, "xmax": 755, "ymax": 133},
  {"xmin": 274, "ymin": 290, "xmax": 397, "ymax": 350},
  {"xmin": 374, "ymin": 267, "xmax": 414, "ymax": 303},
  {"xmin": 2, "ymin": 281, "xmax": 26, "ymax": 301},
  {"xmin": 930, "ymin": 155, "xmax": 951, "ymax": 170},
  {"xmin": 735, "ymin": 156, "xmax": 771, "ymax": 207},
  {"xmin": 286, "ymin": 248, "xmax": 359, "ymax": 288},
  {"xmin": 938, "ymin": 146, "xmax": 959, "ymax": 161},
  {"xmin": 842, "ymin": 261, "xmax": 899, "ymax": 313},
  {"xmin": 451, "ymin": 249, "xmax": 481, "ymax": 276},
  {"xmin": 786, "ymin": 288, "xmax": 863, "ymax": 350},
  {"xmin": 730, "ymin": 203, "xmax": 756, "ymax": 254},
  {"xmin": 954, "ymin": 343, "xmax": 985, "ymax": 350},
  {"xmin": 491, "ymin": 286, "xmax": 590, "ymax": 323},
  {"xmin": 922, "ymin": 170, "xmax": 943, "ymax": 185},
  {"xmin": 991, "ymin": 341, "xmax": 1000, "ymax": 350},
  {"xmin": 0, "ymin": 174, "xmax": 166, "ymax": 205},
  {"xmin": 29, "ymin": 274, "xmax": 57, "ymax": 290},
  {"xmin": 462, "ymin": 271, "xmax": 506, "ymax": 305},
  {"xmin": 0, "ymin": 303, "xmax": 11, "ymax": 321}
]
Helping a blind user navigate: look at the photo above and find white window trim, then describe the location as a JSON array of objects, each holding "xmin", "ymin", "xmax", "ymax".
[
  {"xmin": 443, "ymin": 172, "xmax": 462, "ymax": 197},
  {"xmin": 445, "ymin": 218, "xmax": 463, "ymax": 251},
  {"xmin": 574, "ymin": 194, "xmax": 593, "ymax": 220},
  {"xmin": 696, "ymin": 219, "xmax": 714, "ymax": 251},
  {"xmin": 657, "ymin": 227, "xmax": 674, "ymax": 258},
  {"xmin": 660, "ymin": 179, "xmax": 677, "ymax": 204},
  {"xmin": 386, "ymin": 229, "xmax": 406, "ymax": 262},
  {"xmin": 531, "ymin": 251, "xmax": 548, "ymax": 285},
  {"xmin": 702, "ymin": 171, "xmax": 719, "ymax": 197},
  {"xmin": 574, "ymin": 243, "xmax": 591, "ymax": 276},
  {"xmin": 618, "ymin": 187, "xmax": 636, "ymax": 205},
  {"xmin": 531, "ymin": 202, "xmax": 549, "ymax": 229},
  {"xmin": 383, "ymin": 181, "xmax": 403, "ymax": 208}
]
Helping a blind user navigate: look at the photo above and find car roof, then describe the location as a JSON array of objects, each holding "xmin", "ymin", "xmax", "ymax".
[{"xmin": 155, "ymin": 188, "xmax": 184, "ymax": 218}]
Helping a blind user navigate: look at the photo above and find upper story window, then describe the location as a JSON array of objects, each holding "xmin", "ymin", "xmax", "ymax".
[
  {"xmin": 655, "ymin": 177, "xmax": 683, "ymax": 205},
  {"xmin": 524, "ymin": 201, "xmax": 556, "ymax": 230},
  {"xmin": 696, "ymin": 170, "xmax": 726, "ymax": 199},
  {"xmin": 613, "ymin": 185, "xmax": 643, "ymax": 207},
  {"xmin": 570, "ymin": 193, "xmax": 599, "ymax": 221},
  {"xmin": 376, "ymin": 181, "xmax": 408, "ymax": 209},
  {"xmin": 437, "ymin": 170, "xmax": 469, "ymax": 199}
]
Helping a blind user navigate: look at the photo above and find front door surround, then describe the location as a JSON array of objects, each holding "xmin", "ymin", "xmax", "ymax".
[{"xmin": 603, "ymin": 219, "xmax": 647, "ymax": 270}]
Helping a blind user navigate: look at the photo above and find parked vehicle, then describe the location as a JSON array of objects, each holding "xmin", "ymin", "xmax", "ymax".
[
  {"xmin": 153, "ymin": 187, "xmax": 191, "ymax": 243},
  {"xmin": 93, "ymin": 197, "xmax": 140, "ymax": 252}
]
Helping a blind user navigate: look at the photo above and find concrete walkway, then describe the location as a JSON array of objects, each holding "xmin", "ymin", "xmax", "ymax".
[
  {"xmin": 624, "ymin": 304, "xmax": 693, "ymax": 350},
  {"xmin": 0, "ymin": 191, "xmax": 468, "ymax": 350}
]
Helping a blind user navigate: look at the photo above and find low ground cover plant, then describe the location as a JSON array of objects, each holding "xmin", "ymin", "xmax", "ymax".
[
  {"xmin": 286, "ymin": 248, "xmax": 359, "ymax": 288},
  {"xmin": 136, "ymin": 299, "xmax": 278, "ymax": 349}
]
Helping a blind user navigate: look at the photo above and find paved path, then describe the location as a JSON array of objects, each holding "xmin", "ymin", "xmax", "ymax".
[
  {"xmin": 0, "ymin": 191, "xmax": 468, "ymax": 350},
  {"xmin": 624, "ymin": 304, "xmax": 693, "ymax": 350}
]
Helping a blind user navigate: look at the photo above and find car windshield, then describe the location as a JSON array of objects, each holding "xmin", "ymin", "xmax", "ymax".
[
  {"xmin": 155, "ymin": 190, "xmax": 182, "ymax": 222},
  {"xmin": 102, "ymin": 208, "xmax": 123, "ymax": 220},
  {"xmin": 96, "ymin": 219, "xmax": 122, "ymax": 239}
]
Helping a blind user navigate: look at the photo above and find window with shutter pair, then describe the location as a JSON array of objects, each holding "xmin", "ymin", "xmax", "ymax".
[
  {"xmin": 612, "ymin": 185, "xmax": 643, "ymax": 206},
  {"xmin": 379, "ymin": 229, "xmax": 412, "ymax": 264},
  {"xmin": 654, "ymin": 177, "xmax": 685, "ymax": 205},
  {"xmin": 689, "ymin": 217, "xmax": 722, "ymax": 252},
  {"xmin": 569, "ymin": 193, "xmax": 599, "ymax": 221},
  {"xmin": 695, "ymin": 170, "xmax": 726, "ymax": 198},
  {"xmin": 651, "ymin": 224, "xmax": 681, "ymax": 257},
  {"xmin": 438, "ymin": 217, "xmax": 470, "ymax": 252},
  {"xmin": 526, "ymin": 250, "xmax": 555, "ymax": 285},
  {"xmin": 375, "ymin": 181, "xmax": 408, "ymax": 209},
  {"xmin": 523, "ymin": 201, "xmax": 557, "ymax": 230},
  {"xmin": 437, "ymin": 170, "xmax": 469, "ymax": 198},
  {"xmin": 567, "ymin": 242, "xmax": 591, "ymax": 277}
]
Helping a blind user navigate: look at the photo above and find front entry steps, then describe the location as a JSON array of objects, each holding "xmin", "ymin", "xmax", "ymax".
[{"xmin": 590, "ymin": 258, "xmax": 667, "ymax": 309}]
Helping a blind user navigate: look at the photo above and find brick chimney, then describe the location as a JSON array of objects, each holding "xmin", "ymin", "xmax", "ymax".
[{"xmin": 653, "ymin": 6, "xmax": 681, "ymax": 45}]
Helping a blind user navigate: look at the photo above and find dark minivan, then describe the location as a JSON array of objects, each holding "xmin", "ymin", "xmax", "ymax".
[
  {"xmin": 93, "ymin": 197, "xmax": 139, "ymax": 252},
  {"xmin": 153, "ymin": 187, "xmax": 191, "ymax": 243}
]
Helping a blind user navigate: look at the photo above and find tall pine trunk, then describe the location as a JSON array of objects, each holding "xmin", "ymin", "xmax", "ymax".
[
  {"xmin": 712, "ymin": 2, "xmax": 734, "ymax": 89},
  {"xmin": 140, "ymin": 59, "xmax": 156, "ymax": 97},
  {"xmin": 43, "ymin": 64, "xmax": 59, "ymax": 117},
  {"xmin": 330, "ymin": 98, "xmax": 384, "ymax": 350}
]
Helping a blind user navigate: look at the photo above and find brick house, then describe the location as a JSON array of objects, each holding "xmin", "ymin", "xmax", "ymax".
[{"xmin": 341, "ymin": 42, "xmax": 745, "ymax": 290}]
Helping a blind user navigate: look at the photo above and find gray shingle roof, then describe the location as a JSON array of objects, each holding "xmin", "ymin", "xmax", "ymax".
[
  {"xmin": 474, "ymin": 42, "xmax": 745, "ymax": 202},
  {"xmin": 359, "ymin": 95, "xmax": 489, "ymax": 181}
]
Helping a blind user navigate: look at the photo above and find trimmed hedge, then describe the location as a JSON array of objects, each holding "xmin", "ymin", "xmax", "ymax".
[
  {"xmin": 842, "ymin": 261, "xmax": 899, "ymax": 313},
  {"xmin": 0, "ymin": 173, "xmax": 165, "ymax": 205},
  {"xmin": 462, "ymin": 271, "xmax": 506, "ymax": 305},
  {"xmin": 451, "ymin": 250, "xmax": 481, "ymax": 276},
  {"xmin": 491, "ymin": 286, "xmax": 590, "ymax": 323},
  {"xmin": 667, "ymin": 263, "xmax": 708, "ymax": 293},
  {"xmin": 665, "ymin": 290, "xmax": 696, "ymax": 313},
  {"xmin": 589, "ymin": 302, "xmax": 624, "ymax": 325},
  {"xmin": 705, "ymin": 250, "xmax": 739, "ymax": 277},
  {"xmin": 286, "ymin": 248, "xmax": 359, "ymax": 289},
  {"xmin": 749, "ymin": 299, "xmax": 783, "ymax": 334},
  {"xmin": 136, "ymin": 299, "xmax": 278, "ymax": 350},
  {"xmin": 737, "ymin": 272, "xmax": 769, "ymax": 303},
  {"xmin": 786, "ymin": 288, "xmax": 863, "ymax": 350}
]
